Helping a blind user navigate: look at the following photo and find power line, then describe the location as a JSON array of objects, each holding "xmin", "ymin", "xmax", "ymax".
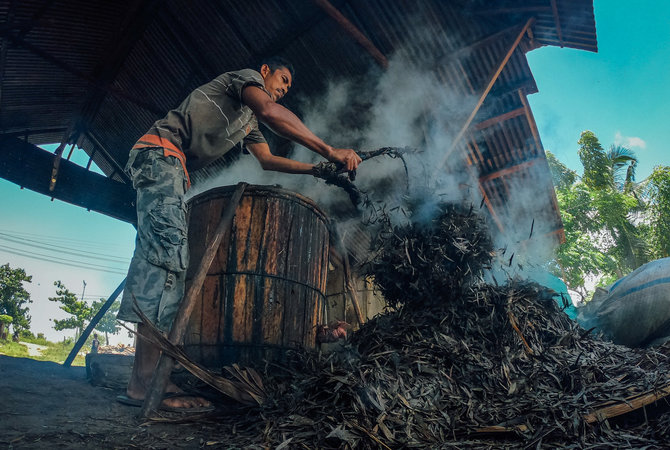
[
  {"xmin": 0, "ymin": 233, "xmax": 130, "ymax": 264},
  {"xmin": 0, "ymin": 244, "xmax": 128, "ymax": 276},
  {"xmin": 0, "ymin": 228, "xmax": 135, "ymax": 252}
]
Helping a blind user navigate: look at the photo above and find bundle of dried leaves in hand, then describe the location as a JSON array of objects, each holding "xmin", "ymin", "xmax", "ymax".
[{"xmin": 364, "ymin": 202, "xmax": 493, "ymax": 308}]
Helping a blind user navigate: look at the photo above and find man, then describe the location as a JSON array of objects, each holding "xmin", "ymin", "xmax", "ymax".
[
  {"xmin": 116, "ymin": 57, "xmax": 361, "ymax": 412},
  {"xmin": 90, "ymin": 333, "xmax": 100, "ymax": 354}
]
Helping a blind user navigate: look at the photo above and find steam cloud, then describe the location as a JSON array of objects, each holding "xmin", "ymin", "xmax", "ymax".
[{"xmin": 187, "ymin": 51, "xmax": 563, "ymax": 283}]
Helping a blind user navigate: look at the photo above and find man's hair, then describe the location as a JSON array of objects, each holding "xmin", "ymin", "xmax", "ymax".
[{"xmin": 260, "ymin": 56, "xmax": 295, "ymax": 79}]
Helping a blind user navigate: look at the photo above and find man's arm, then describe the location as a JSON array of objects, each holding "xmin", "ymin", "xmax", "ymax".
[
  {"xmin": 246, "ymin": 142, "xmax": 315, "ymax": 174},
  {"xmin": 241, "ymin": 85, "xmax": 361, "ymax": 171}
]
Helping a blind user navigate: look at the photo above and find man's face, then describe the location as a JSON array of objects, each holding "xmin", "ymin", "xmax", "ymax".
[{"xmin": 260, "ymin": 64, "xmax": 292, "ymax": 102}]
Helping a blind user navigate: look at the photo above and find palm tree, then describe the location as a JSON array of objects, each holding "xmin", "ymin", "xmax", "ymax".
[
  {"xmin": 577, "ymin": 132, "xmax": 648, "ymax": 275},
  {"xmin": 607, "ymin": 144, "xmax": 638, "ymax": 193}
]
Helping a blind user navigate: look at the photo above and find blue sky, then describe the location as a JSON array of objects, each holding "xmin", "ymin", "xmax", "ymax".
[
  {"xmin": 527, "ymin": 0, "xmax": 670, "ymax": 180},
  {"xmin": 0, "ymin": 148, "xmax": 136, "ymax": 343},
  {"xmin": 1, "ymin": 0, "xmax": 668, "ymax": 342}
]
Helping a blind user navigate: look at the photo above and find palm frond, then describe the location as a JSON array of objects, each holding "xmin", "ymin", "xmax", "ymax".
[{"xmin": 608, "ymin": 145, "xmax": 638, "ymax": 188}]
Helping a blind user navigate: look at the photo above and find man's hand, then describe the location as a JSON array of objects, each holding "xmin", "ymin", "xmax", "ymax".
[{"xmin": 328, "ymin": 148, "xmax": 362, "ymax": 172}]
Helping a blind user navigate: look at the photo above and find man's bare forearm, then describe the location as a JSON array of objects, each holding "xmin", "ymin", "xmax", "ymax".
[
  {"xmin": 242, "ymin": 86, "xmax": 361, "ymax": 171},
  {"xmin": 242, "ymin": 86, "xmax": 332, "ymax": 158},
  {"xmin": 258, "ymin": 154, "xmax": 314, "ymax": 174},
  {"xmin": 246, "ymin": 142, "xmax": 314, "ymax": 174},
  {"xmin": 257, "ymin": 103, "xmax": 333, "ymax": 158}
]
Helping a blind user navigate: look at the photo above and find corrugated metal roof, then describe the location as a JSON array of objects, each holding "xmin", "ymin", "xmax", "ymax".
[{"xmin": 0, "ymin": 0, "xmax": 598, "ymax": 246}]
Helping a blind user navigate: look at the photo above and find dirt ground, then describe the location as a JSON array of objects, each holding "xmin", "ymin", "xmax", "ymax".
[{"xmin": 0, "ymin": 354, "xmax": 249, "ymax": 449}]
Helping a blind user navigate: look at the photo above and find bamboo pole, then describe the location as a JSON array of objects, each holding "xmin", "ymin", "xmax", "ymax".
[
  {"xmin": 140, "ymin": 182, "xmax": 247, "ymax": 418},
  {"xmin": 63, "ymin": 278, "xmax": 126, "ymax": 367}
]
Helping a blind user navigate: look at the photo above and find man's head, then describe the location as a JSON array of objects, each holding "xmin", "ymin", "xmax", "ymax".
[{"xmin": 259, "ymin": 57, "xmax": 294, "ymax": 102}]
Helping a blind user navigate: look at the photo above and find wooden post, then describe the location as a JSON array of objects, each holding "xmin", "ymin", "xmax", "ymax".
[
  {"xmin": 63, "ymin": 278, "xmax": 126, "ymax": 367},
  {"xmin": 140, "ymin": 182, "xmax": 247, "ymax": 418},
  {"xmin": 339, "ymin": 237, "xmax": 365, "ymax": 327},
  {"xmin": 434, "ymin": 18, "xmax": 536, "ymax": 175}
]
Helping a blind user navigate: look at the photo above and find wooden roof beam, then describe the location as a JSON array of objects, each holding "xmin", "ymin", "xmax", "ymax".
[
  {"xmin": 83, "ymin": 130, "xmax": 131, "ymax": 184},
  {"xmin": 475, "ymin": 107, "xmax": 525, "ymax": 131},
  {"xmin": 434, "ymin": 17, "xmax": 536, "ymax": 174},
  {"xmin": 0, "ymin": 136, "xmax": 136, "ymax": 223},
  {"xmin": 0, "ymin": 127, "xmax": 68, "ymax": 139},
  {"xmin": 312, "ymin": 0, "xmax": 388, "ymax": 69},
  {"xmin": 518, "ymin": 88, "xmax": 562, "ymax": 221},
  {"xmin": 479, "ymin": 184, "xmax": 504, "ymax": 233},
  {"xmin": 461, "ymin": 149, "xmax": 504, "ymax": 232},
  {"xmin": 479, "ymin": 157, "xmax": 540, "ymax": 183},
  {"xmin": 439, "ymin": 22, "xmax": 527, "ymax": 65}
]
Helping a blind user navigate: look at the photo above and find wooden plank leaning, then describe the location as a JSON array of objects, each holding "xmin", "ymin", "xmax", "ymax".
[
  {"xmin": 340, "ymin": 237, "xmax": 365, "ymax": 327},
  {"xmin": 63, "ymin": 278, "xmax": 126, "ymax": 367},
  {"xmin": 139, "ymin": 182, "xmax": 247, "ymax": 418}
]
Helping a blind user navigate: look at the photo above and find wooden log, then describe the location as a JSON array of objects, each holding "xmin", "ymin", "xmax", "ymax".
[
  {"xmin": 583, "ymin": 382, "xmax": 670, "ymax": 424},
  {"xmin": 140, "ymin": 182, "xmax": 247, "ymax": 418}
]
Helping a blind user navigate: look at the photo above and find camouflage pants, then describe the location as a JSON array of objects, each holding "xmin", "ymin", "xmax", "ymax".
[{"xmin": 117, "ymin": 147, "xmax": 189, "ymax": 331}]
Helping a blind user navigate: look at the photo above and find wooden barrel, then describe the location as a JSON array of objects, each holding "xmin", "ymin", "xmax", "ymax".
[{"xmin": 183, "ymin": 185, "xmax": 329, "ymax": 368}]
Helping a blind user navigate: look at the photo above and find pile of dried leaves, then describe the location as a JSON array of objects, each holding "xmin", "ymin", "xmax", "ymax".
[
  {"xmin": 175, "ymin": 202, "xmax": 670, "ymax": 448},
  {"xmin": 245, "ymin": 281, "xmax": 670, "ymax": 449},
  {"xmin": 364, "ymin": 202, "xmax": 493, "ymax": 308}
]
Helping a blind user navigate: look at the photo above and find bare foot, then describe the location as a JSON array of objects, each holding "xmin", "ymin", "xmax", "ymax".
[{"xmin": 125, "ymin": 324, "xmax": 212, "ymax": 409}]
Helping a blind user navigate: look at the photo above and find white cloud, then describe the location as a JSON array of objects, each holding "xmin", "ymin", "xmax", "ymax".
[{"xmin": 614, "ymin": 131, "xmax": 647, "ymax": 149}]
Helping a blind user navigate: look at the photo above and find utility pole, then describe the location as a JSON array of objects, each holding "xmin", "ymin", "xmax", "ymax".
[{"xmin": 79, "ymin": 280, "xmax": 87, "ymax": 340}]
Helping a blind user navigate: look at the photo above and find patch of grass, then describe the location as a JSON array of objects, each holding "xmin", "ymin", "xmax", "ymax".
[
  {"xmin": 0, "ymin": 339, "xmax": 86, "ymax": 366},
  {"xmin": 22, "ymin": 335, "xmax": 49, "ymax": 346},
  {"xmin": 0, "ymin": 340, "xmax": 30, "ymax": 358},
  {"xmin": 35, "ymin": 341, "xmax": 86, "ymax": 366}
]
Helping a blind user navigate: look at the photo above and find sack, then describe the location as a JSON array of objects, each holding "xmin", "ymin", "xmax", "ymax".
[
  {"xmin": 529, "ymin": 270, "xmax": 578, "ymax": 319},
  {"xmin": 576, "ymin": 257, "xmax": 670, "ymax": 347}
]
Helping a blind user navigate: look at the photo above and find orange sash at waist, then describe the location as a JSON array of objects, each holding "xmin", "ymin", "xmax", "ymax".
[{"xmin": 132, "ymin": 134, "xmax": 191, "ymax": 188}]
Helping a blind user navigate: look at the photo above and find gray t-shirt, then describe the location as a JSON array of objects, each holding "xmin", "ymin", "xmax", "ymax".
[{"xmin": 142, "ymin": 69, "xmax": 270, "ymax": 172}]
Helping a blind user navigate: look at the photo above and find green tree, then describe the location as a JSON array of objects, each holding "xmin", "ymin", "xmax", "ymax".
[
  {"xmin": 578, "ymin": 131, "xmax": 611, "ymax": 190},
  {"xmin": 0, "ymin": 264, "xmax": 32, "ymax": 333},
  {"xmin": 551, "ymin": 182, "xmax": 617, "ymax": 300},
  {"xmin": 0, "ymin": 314, "xmax": 12, "ymax": 340},
  {"xmin": 546, "ymin": 151, "xmax": 577, "ymax": 190},
  {"xmin": 643, "ymin": 166, "xmax": 670, "ymax": 258},
  {"xmin": 548, "ymin": 131, "xmax": 652, "ymax": 299},
  {"xmin": 577, "ymin": 131, "xmax": 648, "ymax": 274},
  {"xmin": 91, "ymin": 299, "xmax": 120, "ymax": 345},
  {"xmin": 49, "ymin": 280, "xmax": 92, "ymax": 340}
]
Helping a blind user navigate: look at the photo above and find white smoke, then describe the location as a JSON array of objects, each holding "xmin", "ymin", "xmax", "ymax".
[
  {"xmin": 187, "ymin": 52, "xmax": 481, "ymax": 227},
  {"xmin": 187, "ymin": 49, "xmax": 563, "ymax": 285}
]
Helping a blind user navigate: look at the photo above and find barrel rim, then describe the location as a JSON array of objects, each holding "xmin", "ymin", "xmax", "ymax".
[{"xmin": 187, "ymin": 184, "xmax": 329, "ymax": 223}]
